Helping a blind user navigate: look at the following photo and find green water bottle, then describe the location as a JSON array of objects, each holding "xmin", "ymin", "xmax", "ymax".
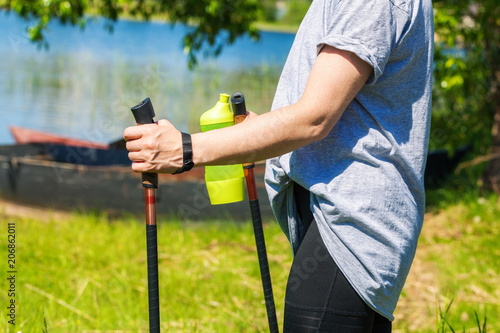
[{"xmin": 200, "ymin": 93, "xmax": 245, "ymax": 205}]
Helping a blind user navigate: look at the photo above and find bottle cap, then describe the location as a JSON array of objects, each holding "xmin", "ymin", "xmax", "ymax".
[{"xmin": 200, "ymin": 93, "xmax": 234, "ymax": 126}]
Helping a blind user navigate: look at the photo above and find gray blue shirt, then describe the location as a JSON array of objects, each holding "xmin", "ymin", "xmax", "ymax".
[{"xmin": 265, "ymin": 0, "xmax": 434, "ymax": 320}]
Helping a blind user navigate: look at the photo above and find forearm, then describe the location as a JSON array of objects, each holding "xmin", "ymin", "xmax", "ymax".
[
  {"xmin": 124, "ymin": 46, "xmax": 372, "ymax": 174},
  {"xmin": 192, "ymin": 47, "xmax": 371, "ymax": 167},
  {"xmin": 192, "ymin": 101, "xmax": 330, "ymax": 166}
]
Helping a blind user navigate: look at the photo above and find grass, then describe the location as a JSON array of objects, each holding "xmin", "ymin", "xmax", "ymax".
[
  {"xmin": 392, "ymin": 168, "xmax": 500, "ymax": 332},
  {"xmin": 0, "ymin": 213, "xmax": 291, "ymax": 332},
  {"xmin": 394, "ymin": 192, "xmax": 499, "ymax": 332},
  {"xmin": 0, "ymin": 183, "xmax": 498, "ymax": 332}
]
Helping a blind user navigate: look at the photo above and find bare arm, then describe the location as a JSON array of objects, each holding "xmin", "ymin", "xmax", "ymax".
[{"xmin": 124, "ymin": 45, "xmax": 372, "ymax": 173}]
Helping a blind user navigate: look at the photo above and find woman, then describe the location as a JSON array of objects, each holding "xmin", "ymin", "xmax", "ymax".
[{"xmin": 124, "ymin": 0, "xmax": 434, "ymax": 330}]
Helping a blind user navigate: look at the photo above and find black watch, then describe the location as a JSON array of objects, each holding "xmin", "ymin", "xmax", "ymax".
[{"xmin": 173, "ymin": 132, "xmax": 194, "ymax": 174}]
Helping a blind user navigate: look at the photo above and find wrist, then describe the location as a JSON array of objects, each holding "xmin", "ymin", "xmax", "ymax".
[
  {"xmin": 190, "ymin": 132, "xmax": 207, "ymax": 167},
  {"xmin": 173, "ymin": 132, "xmax": 194, "ymax": 174}
]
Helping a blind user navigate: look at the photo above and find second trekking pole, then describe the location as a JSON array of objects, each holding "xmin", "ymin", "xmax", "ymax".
[
  {"xmin": 231, "ymin": 92, "xmax": 279, "ymax": 333},
  {"xmin": 131, "ymin": 97, "xmax": 161, "ymax": 333}
]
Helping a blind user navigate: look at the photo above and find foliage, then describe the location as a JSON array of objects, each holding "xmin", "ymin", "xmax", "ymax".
[
  {"xmin": 278, "ymin": 0, "xmax": 312, "ymax": 26},
  {"xmin": 431, "ymin": 1, "xmax": 499, "ymax": 154},
  {"xmin": 3, "ymin": 0, "xmax": 499, "ymax": 190},
  {"xmin": 0, "ymin": 0, "xmax": 263, "ymax": 68}
]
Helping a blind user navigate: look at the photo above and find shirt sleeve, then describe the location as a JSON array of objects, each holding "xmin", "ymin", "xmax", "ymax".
[{"xmin": 318, "ymin": 0, "xmax": 410, "ymax": 85}]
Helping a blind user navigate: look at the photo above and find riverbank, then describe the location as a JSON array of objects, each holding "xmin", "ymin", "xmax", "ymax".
[{"xmin": 84, "ymin": 8, "xmax": 301, "ymax": 34}]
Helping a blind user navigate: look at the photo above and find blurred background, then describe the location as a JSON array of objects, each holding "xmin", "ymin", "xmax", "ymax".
[{"xmin": 0, "ymin": 0, "xmax": 498, "ymax": 332}]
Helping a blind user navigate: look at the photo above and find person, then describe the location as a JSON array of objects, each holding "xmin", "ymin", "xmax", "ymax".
[{"xmin": 123, "ymin": 0, "xmax": 434, "ymax": 331}]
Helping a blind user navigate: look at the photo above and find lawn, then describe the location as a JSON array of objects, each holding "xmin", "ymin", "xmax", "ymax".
[
  {"xmin": 0, "ymin": 191, "xmax": 498, "ymax": 332},
  {"xmin": 1, "ymin": 211, "xmax": 291, "ymax": 332}
]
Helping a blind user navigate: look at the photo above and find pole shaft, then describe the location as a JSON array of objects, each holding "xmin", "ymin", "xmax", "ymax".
[
  {"xmin": 145, "ymin": 188, "xmax": 157, "ymax": 226},
  {"xmin": 131, "ymin": 98, "xmax": 160, "ymax": 332},
  {"xmin": 146, "ymin": 225, "xmax": 160, "ymax": 332},
  {"xmin": 232, "ymin": 92, "xmax": 279, "ymax": 332},
  {"xmin": 245, "ymin": 167, "xmax": 280, "ymax": 333},
  {"xmin": 145, "ymin": 188, "xmax": 160, "ymax": 333}
]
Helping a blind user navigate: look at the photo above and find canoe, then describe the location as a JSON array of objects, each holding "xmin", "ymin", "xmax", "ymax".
[
  {"xmin": 9, "ymin": 125, "xmax": 111, "ymax": 149},
  {"xmin": 0, "ymin": 143, "xmax": 272, "ymax": 220}
]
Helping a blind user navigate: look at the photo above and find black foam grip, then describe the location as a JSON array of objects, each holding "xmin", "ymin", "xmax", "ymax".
[
  {"xmin": 146, "ymin": 224, "xmax": 161, "ymax": 332},
  {"xmin": 130, "ymin": 98, "xmax": 159, "ymax": 189},
  {"xmin": 230, "ymin": 92, "xmax": 247, "ymax": 117},
  {"xmin": 249, "ymin": 199, "xmax": 279, "ymax": 333},
  {"xmin": 131, "ymin": 97, "xmax": 156, "ymax": 125}
]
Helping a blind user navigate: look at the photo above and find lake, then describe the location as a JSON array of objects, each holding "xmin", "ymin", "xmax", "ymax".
[{"xmin": 0, "ymin": 11, "xmax": 295, "ymax": 145}]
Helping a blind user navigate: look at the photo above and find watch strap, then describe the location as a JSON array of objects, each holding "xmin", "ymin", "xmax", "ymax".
[{"xmin": 173, "ymin": 132, "xmax": 194, "ymax": 174}]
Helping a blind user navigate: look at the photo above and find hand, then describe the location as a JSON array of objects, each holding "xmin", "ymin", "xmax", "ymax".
[
  {"xmin": 123, "ymin": 119, "xmax": 183, "ymax": 173},
  {"xmin": 245, "ymin": 110, "xmax": 258, "ymax": 120}
]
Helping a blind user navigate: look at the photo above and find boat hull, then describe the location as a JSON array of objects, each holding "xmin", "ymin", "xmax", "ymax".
[
  {"xmin": 9, "ymin": 125, "xmax": 111, "ymax": 149},
  {"xmin": 0, "ymin": 144, "xmax": 272, "ymax": 220}
]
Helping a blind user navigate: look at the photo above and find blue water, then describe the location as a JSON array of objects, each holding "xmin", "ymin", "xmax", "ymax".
[{"xmin": 0, "ymin": 11, "xmax": 294, "ymax": 144}]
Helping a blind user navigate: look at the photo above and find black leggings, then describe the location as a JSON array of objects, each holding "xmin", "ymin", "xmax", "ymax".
[{"xmin": 283, "ymin": 183, "xmax": 392, "ymax": 332}]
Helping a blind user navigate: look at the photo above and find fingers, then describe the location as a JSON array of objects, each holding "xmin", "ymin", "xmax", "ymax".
[
  {"xmin": 128, "ymin": 155, "xmax": 158, "ymax": 173},
  {"xmin": 123, "ymin": 125, "xmax": 145, "ymax": 142},
  {"xmin": 123, "ymin": 124, "xmax": 155, "ymax": 173},
  {"xmin": 122, "ymin": 119, "xmax": 181, "ymax": 174},
  {"xmin": 124, "ymin": 120, "xmax": 173, "ymax": 148},
  {"xmin": 124, "ymin": 120, "xmax": 174, "ymax": 138},
  {"xmin": 130, "ymin": 161, "xmax": 153, "ymax": 173}
]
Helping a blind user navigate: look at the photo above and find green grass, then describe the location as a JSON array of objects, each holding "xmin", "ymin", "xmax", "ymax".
[
  {"xmin": 0, "ymin": 185, "xmax": 498, "ymax": 332},
  {"xmin": 393, "ymin": 175, "xmax": 499, "ymax": 333},
  {"xmin": 0, "ymin": 214, "xmax": 291, "ymax": 332},
  {"xmin": 422, "ymin": 194, "xmax": 499, "ymax": 332}
]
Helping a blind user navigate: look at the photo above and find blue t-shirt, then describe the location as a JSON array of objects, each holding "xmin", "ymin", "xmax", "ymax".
[{"xmin": 265, "ymin": 0, "xmax": 434, "ymax": 320}]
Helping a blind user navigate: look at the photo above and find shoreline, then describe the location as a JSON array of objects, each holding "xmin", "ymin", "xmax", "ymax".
[{"xmin": 83, "ymin": 12, "xmax": 299, "ymax": 35}]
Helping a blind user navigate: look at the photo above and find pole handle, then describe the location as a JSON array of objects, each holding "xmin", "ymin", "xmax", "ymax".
[
  {"xmin": 231, "ymin": 92, "xmax": 255, "ymax": 169},
  {"xmin": 231, "ymin": 92, "xmax": 248, "ymax": 125},
  {"xmin": 131, "ymin": 97, "xmax": 156, "ymax": 125},
  {"xmin": 131, "ymin": 98, "xmax": 158, "ymax": 189}
]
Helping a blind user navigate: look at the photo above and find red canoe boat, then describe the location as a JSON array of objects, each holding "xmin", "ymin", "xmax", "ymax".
[{"xmin": 9, "ymin": 125, "xmax": 110, "ymax": 149}]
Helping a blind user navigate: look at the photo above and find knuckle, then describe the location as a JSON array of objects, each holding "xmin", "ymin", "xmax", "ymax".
[
  {"xmin": 144, "ymin": 162, "xmax": 156, "ymax": 172},
  {"xmin": 142, "ymin": 137, "xmax": 156, "ymax": 150}
]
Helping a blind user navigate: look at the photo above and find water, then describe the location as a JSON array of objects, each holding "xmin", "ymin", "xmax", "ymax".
[{"xmin": 0, "ymin": 11, "xmax": 294, "ymax": 144}]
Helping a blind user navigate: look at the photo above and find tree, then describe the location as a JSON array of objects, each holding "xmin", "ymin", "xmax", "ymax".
[
  {"xmin": 2, "ymin": 0, "xmax": 499, "ymax": 193},
  {"xmin": 432, "ymin": 0, "xmax": 499, "ymax": 194},
  {"xmin": 0, "ymin": 0, "xmax": 262, "ymax": 68}
]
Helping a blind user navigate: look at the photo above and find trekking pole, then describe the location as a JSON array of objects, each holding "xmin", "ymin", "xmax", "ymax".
[
  {"xmin": 131, "ymin": 98, "xmax": 160, "ymax": 333},
  {"xmin": 231, "ymin": 92, "xmax": 279, "ymax": 333}
]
